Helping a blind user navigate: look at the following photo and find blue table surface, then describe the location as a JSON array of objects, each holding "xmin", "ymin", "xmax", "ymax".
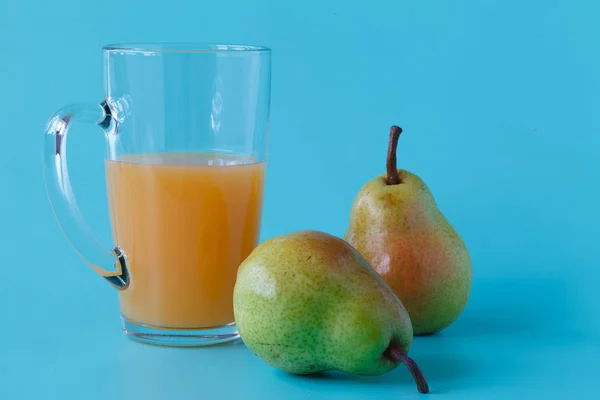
[
  {"xmin": 1, "ymin": 271, "xmax": 598, "ymax": 399},
  {"xmin": 2, "ymin": 0, "xmax": 600, "ymax": 398},
  {"xmin": 0, "ymin": 272, "xmax": 600, "ymax": 400}
]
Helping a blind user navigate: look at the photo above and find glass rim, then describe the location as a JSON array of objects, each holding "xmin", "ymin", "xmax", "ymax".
[{"xmin": 102, "ymin": 42, "xmax": 271, "ymax": 55}]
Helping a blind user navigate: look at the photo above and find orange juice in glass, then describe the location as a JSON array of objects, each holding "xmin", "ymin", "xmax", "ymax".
[
  {"xmin": 106, "ymin": 153, "xmax": 266, "ymax": 329},
  {"xmin": 42, "ymin": 43, "xmax": 271, "ymax": 346}
]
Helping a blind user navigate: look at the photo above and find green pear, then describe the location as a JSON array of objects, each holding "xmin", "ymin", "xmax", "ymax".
[
  {"xmin": 233, "ymin": 230, "xmax": 429, "ymax": 394},
  {"xmin": 345, "ymin": 126, "xmax": 472, "ymax": 335}
]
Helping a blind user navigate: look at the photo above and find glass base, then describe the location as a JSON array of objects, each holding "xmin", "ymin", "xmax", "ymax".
[{"xmin": 122, "ymin": 316, "xmax": 240, "ymax": 347}]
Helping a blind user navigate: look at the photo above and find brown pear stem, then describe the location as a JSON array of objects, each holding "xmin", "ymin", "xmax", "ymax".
[
  {"xmin": 386, "ymin": 125, "xmax": 403, "ymax": 185},
  {"xmin": 388, "ymin": 348, "xmax": 429, "ymax": 394}
]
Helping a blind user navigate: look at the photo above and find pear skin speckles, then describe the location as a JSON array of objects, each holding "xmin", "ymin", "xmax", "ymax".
[
  {"xmin": 233, "ymin": 230, "xmax": 413, "ymax": 376},
  {"xmin": 346, "ymin": 170, "xmax": 472, "ymax": 335}
]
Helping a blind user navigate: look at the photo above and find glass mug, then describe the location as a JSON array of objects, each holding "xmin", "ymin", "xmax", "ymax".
[{"xmin": 43, "ymin": 43, "xmax": 271, "ymax": 346}]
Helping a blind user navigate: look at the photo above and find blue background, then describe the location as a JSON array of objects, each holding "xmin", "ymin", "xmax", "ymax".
[{"xmin": 1, "ymin": 0, "xmax": 599, "ymax": 398}]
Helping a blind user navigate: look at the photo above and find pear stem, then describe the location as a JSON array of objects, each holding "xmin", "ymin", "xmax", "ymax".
[
  {"xmin": 388, "ymin": 348, "xmax": 429, "ymax": 394},
  {"xmin": 386, "ymin": 125, "xmax": 403, "ymax": 185}
]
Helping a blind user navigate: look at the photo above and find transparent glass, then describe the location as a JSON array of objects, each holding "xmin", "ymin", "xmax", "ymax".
[{"xmin": 43, "ymin": 43, "xmax": 271, "ymax": 346}]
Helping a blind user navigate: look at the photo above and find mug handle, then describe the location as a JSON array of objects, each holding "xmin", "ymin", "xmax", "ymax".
[{"xmin": 42, "ymin": 101, "xmax": 129, "ymax": 290}]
